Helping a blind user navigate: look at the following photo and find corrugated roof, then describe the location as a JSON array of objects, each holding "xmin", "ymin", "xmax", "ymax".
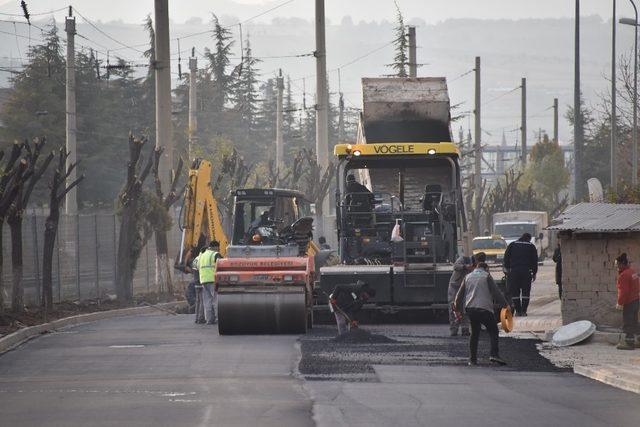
[{"xmin": 548, "ymin": 203, "xmax": 640, "ymax": 233}]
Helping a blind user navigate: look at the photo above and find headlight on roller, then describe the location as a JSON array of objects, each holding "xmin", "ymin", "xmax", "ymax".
[
  {"xmin": 229, "ymin": 275, "xmax": 239, "ymax": 282},
  {"xmin": 283, "ymin": 275, "xmax": 293, "ymax": 282}
]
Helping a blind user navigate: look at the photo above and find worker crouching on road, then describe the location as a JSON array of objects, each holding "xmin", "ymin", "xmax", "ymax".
[
  {"xmin": 503, "ymin": 232, "xmax": 538, "ymax": 317},
  {"xmin": 329, "ymin": 280, "xmax": 376, "ymax": 335},
  {"xmin": 454, "ymin": 262, "xmax": 509, "ymax": 366},
  {"xmin": 199, "ymin": 241, "xmax": 223, "ymax": 325},
  {"xmin": 447, "ymin": 253, "xmax": 483, "ymax": 336},
  {"xmin": 614, "ymin": 253, "xmax": 640, "ymax": 350}
]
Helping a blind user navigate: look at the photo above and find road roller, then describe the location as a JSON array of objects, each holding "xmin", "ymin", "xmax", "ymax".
[{"xmin": 176, "ymin": 159, "xmax": 321, "ymax": 335}]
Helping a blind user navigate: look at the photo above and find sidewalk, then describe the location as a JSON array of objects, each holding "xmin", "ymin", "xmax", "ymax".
[{"xmin": 510, "ymin": 261, "xmax": 640, "ymax": 394}]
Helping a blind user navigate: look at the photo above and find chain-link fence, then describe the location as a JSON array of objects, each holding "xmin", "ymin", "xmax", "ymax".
[{"xmin": 1, "ymin": 211, "xmax": 186, "ymax": 307}]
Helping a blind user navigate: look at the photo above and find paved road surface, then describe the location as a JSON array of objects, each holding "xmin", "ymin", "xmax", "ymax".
[
  {"xmin": 300, "ymin": 324, "xmax": 640, "ymax": 427},
  {"xmin": 1, "ymin": 303, "xmax": 639, "ymax": 426},
  {"xmin": 0, "ymin": 314, "xmax": 312, "ymax": 427}
]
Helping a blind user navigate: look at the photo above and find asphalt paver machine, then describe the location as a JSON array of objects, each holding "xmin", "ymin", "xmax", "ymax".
[{"xmin": 317, "ymin": 77, "xmax": 468, "ymax": 315}]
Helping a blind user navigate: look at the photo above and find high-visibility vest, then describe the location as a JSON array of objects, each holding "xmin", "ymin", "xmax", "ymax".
[{"xmin": 198, "ymin": 249, "xmax": 219, "ymax": 284}]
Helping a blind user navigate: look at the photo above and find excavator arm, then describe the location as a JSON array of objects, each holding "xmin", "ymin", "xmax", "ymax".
[{"xmin": 175, "ymin": 159, "xmax": 228, "ymax": 271}]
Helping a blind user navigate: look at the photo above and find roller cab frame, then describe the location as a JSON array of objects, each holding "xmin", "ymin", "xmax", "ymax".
[{"xmin": 215, "ymin": 188, "xmax": 317, "ymax": 334}]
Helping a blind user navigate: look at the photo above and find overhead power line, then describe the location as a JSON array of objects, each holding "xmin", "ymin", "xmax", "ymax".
[
  {"xmin": 73, "ymin": 7, "xmax": 146, "ymax": 54},
  {"xmin": 176, "ymin": 0, "xmax": 297, "ymax": 40},
  {"xmin": 482, "ymin": 85, "xmax": 521, "ymax": 107},
  {"xmin": 0, "ymin": 6, "xmax": 66, "ymax": 17}
]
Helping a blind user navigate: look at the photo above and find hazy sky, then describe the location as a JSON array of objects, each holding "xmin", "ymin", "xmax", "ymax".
[{"xmin": 0, "ymin": 0, "xmax": 621, "ymax": 25}]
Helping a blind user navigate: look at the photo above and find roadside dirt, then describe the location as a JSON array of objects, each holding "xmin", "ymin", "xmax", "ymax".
[{"xmin": 0, "ymin": 293, "xmax": 183, "ymax": 337}]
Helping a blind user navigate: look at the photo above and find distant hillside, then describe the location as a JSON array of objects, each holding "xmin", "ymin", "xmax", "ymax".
[{"xmin": 0, "ymin": 15, "xmax": 625, "ymax": 145}]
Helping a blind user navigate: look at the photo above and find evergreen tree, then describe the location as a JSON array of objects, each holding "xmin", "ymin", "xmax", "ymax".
[
  {"xmin": 283, "ymin": 75, "xmax": 297, "ymax": 145},
  {"xmin": 387, "ymin": 1, "xmax": 408, "ymax": 78},
  {"xmin": 257, "ymin": 77, "xmax": 277, "ymax": 148},
  {"xmin": 1, "ymin": 21, "xmax": 65, "ymax": 145},
  {"xmin": 232, "ymin": 37, "xmax": 261, "ymax": 136},
  {"xmin": 205, "ymin": 14, "xmax": 234, "ymax": 112}
]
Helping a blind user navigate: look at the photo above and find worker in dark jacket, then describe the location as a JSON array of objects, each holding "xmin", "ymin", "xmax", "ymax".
[
  {"xmin": 454, "ymin": 262, "xmax": 509, "ymax": 366},
  {"xmin": 615, "ymin": 253, "xmax": 640, "ymax": 350},
  {"xmin": 329, "ymin": 280, "xmax": 376, "ymax": 334},
  {"xmin": 552, "ymin": 242, "xmax": 562, "ymax": 298},
  {"xmin": 503, "ymin": 233, "xmax": 538, "ymax": 316},
  {"xmin": 345, "ymin": 174, "xmax": 374, "ymax": 211}
]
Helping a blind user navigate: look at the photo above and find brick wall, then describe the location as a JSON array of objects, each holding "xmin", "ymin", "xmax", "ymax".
[{"xmin": 560, "ymin": 232, "xmax": 640, "ymax": 327}]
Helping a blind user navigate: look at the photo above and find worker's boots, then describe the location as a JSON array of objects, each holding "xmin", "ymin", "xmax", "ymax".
[
  {"xmin": 616, "ymin": 336, "xmax": 635, "ymax": 350},
  {"xmin": 461, "ymin": 328, "xmax": 470, "ymax": 336}
]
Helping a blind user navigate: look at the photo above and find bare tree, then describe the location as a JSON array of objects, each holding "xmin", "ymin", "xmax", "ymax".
[
  {"xmin": 212, "ymin": 148, "xmax": 251, "ymax": 222},
  {"xmin": 115, "ymin": 134, "xmax": 154, "ymax": 302},
  {"xmin": 8, "ymin": 138, "xmax": 54, "ymax": 313},
  {"xmin": 0, "ymin": 142, "xmax": 29, "ymax": 312},
  {"xmin": 42, "ymin": 148, "xmax": 83, "ymax": 313},
  {"xmin": 264, "ymin": 150, "xmax": 305, "ymax": 189},
  {"xmin": 300, "ymin": 148, "xmax": 333, "ymax": 235},
  {"xmin": 151, "ymin": 147, "xmax": 183, "ymax": 296}
]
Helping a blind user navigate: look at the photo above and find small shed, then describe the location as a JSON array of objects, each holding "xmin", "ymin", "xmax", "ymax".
[{"xmin": 548, "ymin": 202, "xmax": 640, "ymax": 327}]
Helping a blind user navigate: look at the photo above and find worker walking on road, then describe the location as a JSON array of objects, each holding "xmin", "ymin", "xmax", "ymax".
[
  {"xmin": 447, "ymin": 253, "xmax": 483, "ymax": 336},
  {"xmin": 454, "ymin": 262, "xmax": 509, "ymax": 366},
  {"xmin": 503, "ymin": 233, "xmax": 538, "ymax": 317},
  {"xmin": 199, "ymin": 241, "xmax": 223, "ymax": 325},
  {"xmin": 614, "ymin": 253, "xmax": 640, "ymax": 350},
  {"xmin": 329, "ymin": 280, "xmax": 376, "ymax": 335}
]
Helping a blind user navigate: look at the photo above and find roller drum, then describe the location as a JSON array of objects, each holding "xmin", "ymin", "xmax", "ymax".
[{"xmin": 218, "ymin": 290, "xmax": 307, "ymax": 335}]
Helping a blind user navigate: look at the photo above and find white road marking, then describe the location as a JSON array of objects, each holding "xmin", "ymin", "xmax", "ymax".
[{"xmin": 108, "ymin": 345, "xmax": 145, "ymax": 348}]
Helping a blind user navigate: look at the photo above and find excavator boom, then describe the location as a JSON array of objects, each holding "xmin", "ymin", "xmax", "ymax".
[{"xmin": 176, "ymin": 159, "xmax": 228, "ymax": 271}]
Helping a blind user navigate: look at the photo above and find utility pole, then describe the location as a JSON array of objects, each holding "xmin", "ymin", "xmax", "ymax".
[
  {"xmin": 338, "ymin": 92, "xmax": 345, "ymax": 141},
  {"xmin": 408, "ymin": 26, "xmax": 417, "ymax": 78},
  {"xmin": 574, "ymin": 0, "xmax": 584, "ymax": 200},
  {"xmin": 65, "ymin": 7, "xmax": 77, "ymax": 215},
  {"xmin": 154, "ymin": 0, "xmax": 173, "ymax": 192},
  {"xmin": 553, "ymin": 98, "xmax": 559, "ymax": 144},
  {"xmin": 521, "ymin": 77, "xmax": 527, "ymax": 165},
  {"xmin": 276, "ymin": 69, "xmax": 284, "ymax": 172},
  {"xmin": 188, "ymin": 50, "xmax": 197, "ymax": 162},
  {"xmin": 474, "ymin": 56, "xmax": 482, "ymax": 236},
  {"xmin": 315, "ymin": 0, "xmax": 329, "ymax": 235},
  {"xmin": 611, "ymin": 0, "xmax": 617, "ymax": 191}
]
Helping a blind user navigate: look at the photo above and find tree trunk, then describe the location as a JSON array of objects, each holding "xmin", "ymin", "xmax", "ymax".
[
  {"xmin": 116, "ymin": 203, "xmax": 137, "ymax": 301},
  {"xmin": 9, "ymin": 216, "xmax": 23, "ymax": 313},
  {"xmin": 155, "ymin": 230, "xmax": 172, "ymax": 295},
  {"xmin": 0, "ymin": 221, "xmax": 4, "ymax": 315},
  {"xmin": 42, "ymin": 208, "xmax": 59, "ymax": 312}
]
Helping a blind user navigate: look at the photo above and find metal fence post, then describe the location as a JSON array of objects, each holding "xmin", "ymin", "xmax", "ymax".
[
  {"xmin": 94, "ymin": 214, "xmax": 100, "ymax": 300},
  {"xmin": 31, "ymin": 211, "xmax": 41, "ymax": 306},
  {"xmin": 76, "ymin": 215, "xmax": 80, "ymax": 301}
]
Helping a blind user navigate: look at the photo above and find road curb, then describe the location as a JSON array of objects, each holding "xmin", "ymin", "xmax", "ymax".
[
  {"xmin": 0, "ymin": 301, "xmax": 187, "ymax": 353},
  {"xmin": 574, "ymin": 365, "xmax": 640, "ymax": 395}
]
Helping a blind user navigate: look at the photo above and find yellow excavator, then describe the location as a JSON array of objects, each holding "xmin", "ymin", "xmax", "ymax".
[{"xmin": 176, "ymin": 158, "xmax": 326, "ymax": 334}]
